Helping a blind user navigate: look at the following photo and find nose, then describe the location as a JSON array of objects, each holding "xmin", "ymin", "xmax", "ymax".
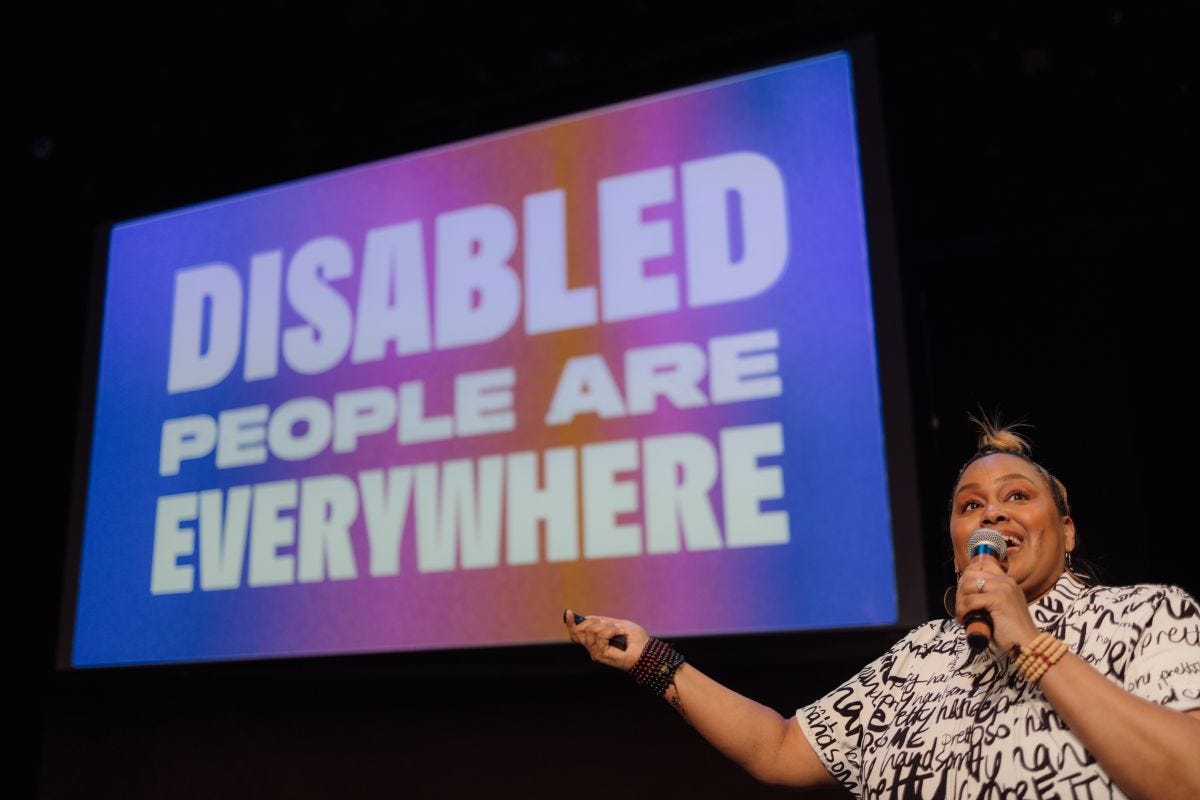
[{"xmin": 981, "ymin": 502, "xmax": 1008, "ymax": 526}]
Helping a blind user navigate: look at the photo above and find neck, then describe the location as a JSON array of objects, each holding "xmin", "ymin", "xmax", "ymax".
[{"xmin": 1023, "ymin": 569, "xmax": 1068, "ymax": 605}]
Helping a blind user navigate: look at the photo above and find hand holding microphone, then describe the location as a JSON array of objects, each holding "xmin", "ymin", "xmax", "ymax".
[{"xmin": 962, "ymin": 529, "xmax": 1007, "ymax": 652}]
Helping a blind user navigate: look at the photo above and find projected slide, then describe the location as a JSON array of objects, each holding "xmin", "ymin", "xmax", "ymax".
[{"xmin": 72, "ymin": 50, "xmax": 897, "ymax": 666}]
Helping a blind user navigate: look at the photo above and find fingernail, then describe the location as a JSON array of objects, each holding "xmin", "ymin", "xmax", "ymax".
[
  {"xmin": 562, "ymin": 609, "xmax": 568, "ymax": 624},
  {"xmin": 573, "ymin": 613, "xmax": 586, "ymax": 624}
]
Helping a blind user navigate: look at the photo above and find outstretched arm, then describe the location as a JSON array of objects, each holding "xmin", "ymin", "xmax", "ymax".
[{"xmin": 563, "ymin": 609, "xmax": 835, "ymax": 788}]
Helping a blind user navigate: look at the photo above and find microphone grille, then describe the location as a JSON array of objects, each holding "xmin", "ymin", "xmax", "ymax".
[{"xmin": 967, "ymin": 528, "xmax": 1007, "ymax": 560}]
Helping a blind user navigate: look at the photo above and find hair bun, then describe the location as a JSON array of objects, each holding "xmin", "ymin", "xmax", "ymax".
[
  {"xmin": 969, "ymin": 411, "xmax": 1033, "ymax": 457},
  {"xmin": 960, "ymin": 410, "xmax": 1070, "ymax": 517}
]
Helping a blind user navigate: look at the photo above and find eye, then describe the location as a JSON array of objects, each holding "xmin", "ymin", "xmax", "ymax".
[
  {"xmin": 1006, "ymin": 489, "xmax": 1030, "ymax": 501},
  {"xmin": 959, "ymin": 499, "xmax": 982, "ymax": 513}
]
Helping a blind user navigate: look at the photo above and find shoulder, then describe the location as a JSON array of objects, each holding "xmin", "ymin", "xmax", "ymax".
[
  {"xmin": 879, "ymin": 619, "xmax": 960, "ymax": 666},
  {"xmin": 1077, "ymin": 582, "xmax": 1199, "ymax": 616},
  {"xmin": 806, "ymin": 622, "xmax": 961, "ymax": 712},
  {"xmin": 1068, "ymin": 582, "xmax": 1200, "ymax": 633},
  {"xmin": 822, "ymin": 621, "xmax": 958, "ymax": 692}
]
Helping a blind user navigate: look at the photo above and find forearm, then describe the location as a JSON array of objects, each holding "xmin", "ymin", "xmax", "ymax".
[
  {"xmin": 563, "ymin": 610, "xmax": 832, "ymax": 787},
  {"xmin": 660, "ymin": 662, "xmax": 832, "ymax": 787},
  {"xmin": 1039, "ymin": 653, "xmax": 1200, "ymax": 800}
]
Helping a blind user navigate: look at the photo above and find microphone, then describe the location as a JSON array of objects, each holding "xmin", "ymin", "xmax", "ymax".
[{"xmin": 963, "ymin": 529, "xmax": 1008, "ymax": 653}]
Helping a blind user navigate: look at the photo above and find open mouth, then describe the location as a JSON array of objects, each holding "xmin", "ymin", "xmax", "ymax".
[{"xmin": 1002, "ymin": 535, "xmax": 1022, "ymax": 555}]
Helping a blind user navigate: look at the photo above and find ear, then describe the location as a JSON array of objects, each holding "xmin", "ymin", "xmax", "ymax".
[{"xmin": 1062, "ymin": 515, "xmax": 1076, "ymax": 553}]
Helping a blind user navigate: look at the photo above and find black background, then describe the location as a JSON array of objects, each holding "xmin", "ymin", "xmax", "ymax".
[{"xmin": 17, "ymin": 4, "xmax": 1195, "ymax": 798}]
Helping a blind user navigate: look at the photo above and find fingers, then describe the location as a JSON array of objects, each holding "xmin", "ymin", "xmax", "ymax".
[
  {"xmin": 967, "ymin": 556, "xmax": 1007, "ymax": 575},
  {"xmin": 563, "ymin": 609, "xmax": 624, "ymax": 658},
  {"xmin": 954, "ymin": 571, "xmax": 1013, "ymax": 619},
  {"xmin": 955, "ymin": 589, "xmax": 995, "ymax": 620},
  {"xmin": 563, "ymin": 609, "xmax": 648, "ymax": 669},
  {"xmin": 951, "ymin": 576, "xmax": 1040, "ymax": 650},
  {"xmin": 564, "ymin": 609, "xmax": 625, "ymax": 638},
  {"xmin": 959, "ymin": 569, "xmax": 1017, "ymax": 593}
]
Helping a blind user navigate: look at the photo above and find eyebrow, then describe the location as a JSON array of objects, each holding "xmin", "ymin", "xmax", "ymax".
[{"xmin": 954, "ymin": 473, "xmax": 1038, "ymax": 496}]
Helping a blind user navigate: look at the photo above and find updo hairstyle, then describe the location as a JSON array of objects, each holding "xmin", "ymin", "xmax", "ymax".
[{"xmin": 954, "ymin": 413, "xmax": 1071, "ymax": 518}]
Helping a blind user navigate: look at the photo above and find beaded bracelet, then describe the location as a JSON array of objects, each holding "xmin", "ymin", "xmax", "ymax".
[
  {"xmin": 1010, "ymin": 632, "xmax": 1069, "ymax": 684},
  {"xmin": 629, "ymin": 637, "xmax": 686, "ymax": 696}
]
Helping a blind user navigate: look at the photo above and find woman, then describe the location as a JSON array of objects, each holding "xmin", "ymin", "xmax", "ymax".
[{"xmin": 564, "ymin": 421, "xmax": 1200, "ymax": 798}]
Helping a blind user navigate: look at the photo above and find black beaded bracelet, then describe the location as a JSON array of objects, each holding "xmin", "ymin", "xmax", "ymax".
[{"xmin": 629, "ymin": 637, "xmax": 686, "ymax": 696}]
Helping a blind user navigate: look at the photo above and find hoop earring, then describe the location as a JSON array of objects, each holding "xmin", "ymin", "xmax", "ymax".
[{"xmin": 943, "ymin": 584, "xmax": 957, "ymax": 617}]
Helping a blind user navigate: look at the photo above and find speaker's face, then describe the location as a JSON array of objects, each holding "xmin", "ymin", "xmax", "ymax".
[{"xmin": 950, "ymin": 453, "xmax": 1076, "ymax": 603}]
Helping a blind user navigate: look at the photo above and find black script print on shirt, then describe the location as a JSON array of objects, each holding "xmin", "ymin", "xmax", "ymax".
[{"xmin": 797, "ymin": 573, "xmax": 1200, "ymax": 799}]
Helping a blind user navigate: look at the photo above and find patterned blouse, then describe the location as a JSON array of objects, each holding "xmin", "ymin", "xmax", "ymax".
[{"xmin": 797, "ymin": 571, "xmax": 1200, "ymax": 799}]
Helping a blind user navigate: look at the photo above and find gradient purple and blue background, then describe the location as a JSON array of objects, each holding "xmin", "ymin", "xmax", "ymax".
[{"xmin": 73, "ymin": 51, "xmax": 897, "ymax": 667}]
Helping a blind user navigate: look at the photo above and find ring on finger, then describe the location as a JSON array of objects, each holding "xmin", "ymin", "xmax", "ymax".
[{"xmin": 976, "ymin": 578, "xmax": 986, "ymax": 591}]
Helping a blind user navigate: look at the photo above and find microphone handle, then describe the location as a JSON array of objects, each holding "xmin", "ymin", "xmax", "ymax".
[
  {"xmin": 964, "ymin": 549, "xmax": 1000, "ymax": 651},
  {"xmin": 964, "ymin": 609, "xmax": 993, "ymax": 652}
]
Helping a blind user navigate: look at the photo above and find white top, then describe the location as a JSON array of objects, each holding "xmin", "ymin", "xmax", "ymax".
[{"xmin": 797, "ymin": 571, "xmax": 1200, "ymax": 799}]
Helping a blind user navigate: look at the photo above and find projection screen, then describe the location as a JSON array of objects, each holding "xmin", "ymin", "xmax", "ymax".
[{"xmin": 65, "ymin": 46, "xmax": 922, "ymax": 667}]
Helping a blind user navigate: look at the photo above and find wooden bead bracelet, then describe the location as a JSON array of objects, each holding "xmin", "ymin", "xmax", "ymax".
[{"xmin": 1010, "ymin": 631, "xmax": 1068, "ymax": 684}]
